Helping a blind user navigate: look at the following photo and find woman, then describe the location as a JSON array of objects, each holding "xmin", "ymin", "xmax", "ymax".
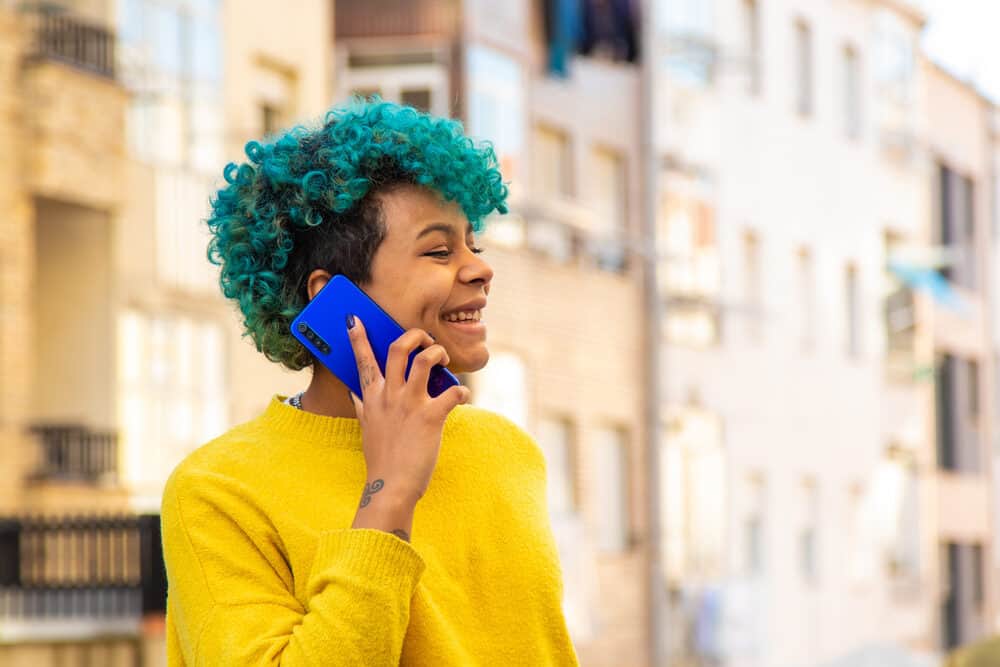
[{"xmin": 160, "ymin": 98, "xmax": 580, "ymax": 665}]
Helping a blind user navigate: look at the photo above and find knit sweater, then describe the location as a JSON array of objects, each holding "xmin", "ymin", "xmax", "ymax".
[{"xmin": 161, "ymin": 395, "xmax": 580, "ymax": 666}]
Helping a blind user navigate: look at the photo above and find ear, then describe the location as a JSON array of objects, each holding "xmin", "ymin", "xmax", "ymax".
[{"xmin": 306, "ymin": 269, "xmax": 332, "ymax": 301}]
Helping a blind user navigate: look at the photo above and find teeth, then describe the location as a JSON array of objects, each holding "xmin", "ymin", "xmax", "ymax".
[{"xmin": 443, "ymin": 310, "xmax": 481, "ymax": 322}]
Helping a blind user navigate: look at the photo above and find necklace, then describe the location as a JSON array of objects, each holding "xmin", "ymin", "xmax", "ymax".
[{"xmin": 289, "ymin": 392, "xmax": 304, "ymax": 410}]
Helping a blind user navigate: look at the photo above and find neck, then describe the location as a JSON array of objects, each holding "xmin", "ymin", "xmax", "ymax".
[{"xmin": 299, "ymin": 365, "xmax": 359, "ymax": 419}]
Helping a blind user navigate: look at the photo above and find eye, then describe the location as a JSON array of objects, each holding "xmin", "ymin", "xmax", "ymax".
[{"xmin": 423, "ymin": 246, "xmax": 485, "ymax": 258}]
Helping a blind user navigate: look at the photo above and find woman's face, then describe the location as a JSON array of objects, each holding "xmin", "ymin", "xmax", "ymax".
[{"xmin": 360, "ymin": 185, "xmax": 494, "ymax": 374}]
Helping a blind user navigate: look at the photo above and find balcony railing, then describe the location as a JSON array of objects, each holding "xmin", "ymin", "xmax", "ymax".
[
  {"xmin": 0, "ymin": 514, "xmax": 165, "ymax": 621},
  {"xmin": 29, "ymin": 424, "xmax": 118, "ymax": 484},
  {"xmin": 27, "ymin": 6, "xmax": 116, "ymax": 79}
]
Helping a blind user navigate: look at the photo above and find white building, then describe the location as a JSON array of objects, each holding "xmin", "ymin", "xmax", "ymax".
[{"xmin": 652, "ymin": 0, "xmax": 995, "ymax": 664}]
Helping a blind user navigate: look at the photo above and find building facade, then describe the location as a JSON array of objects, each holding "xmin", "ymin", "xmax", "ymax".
[
  {"xmin": 334, "ymin": 1, "xmax": 650, "ymax": 664},
  {"xmin": 654, "ymin": 0, "xmax": 997, "ymax": 665}
]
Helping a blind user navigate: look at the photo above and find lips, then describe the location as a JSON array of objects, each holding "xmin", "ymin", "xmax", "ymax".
[{"xmin": 440, "ymin": 298, "xmax": 487, "ymax": 317}]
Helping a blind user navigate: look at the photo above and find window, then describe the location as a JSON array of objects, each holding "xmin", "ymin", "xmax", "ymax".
[
  {"xmin": 255, "ymin": 62, "xmax": 295, "ymax": 137},
  {"xmin": 937, "ymin": 164, "xmax": 978, "ymax": 288},
  {"xmin": 744, "ymin": 475, "xmax": 766, "ymax": 575},
  {"xmin": 843, "ymin": 45, "xmax": 862, "ymax": 139},
  {"xmin": 660, "ymin": 182, "xmax": 721, "ymax": 346},
  {"xmin": 117, "ymin": 0, "xmax": 223, "ymax": 172},
  {"xmin": 794, "ymin": 20, "xmax": 813, "ymax": 116},
  {"xmin": 968, "ymin": 360, "xmax": 980, "ymax": 419},
  {"xmin": 884, "ymin": 231, "xmax": 916, "ymax": 380},
  {"xmin": 797, "ymin": 248, "xmax": 815, "ymax": 352},
  {"xmin": 845, "ymin": 265, "xmax": 861, "ymax": 358},
  {"xmin": 588, "ymin": 147, "xmax": 628, "ymax": 272},
  {"xmin": 873, "ymin": 9, "xmax": 914, "ymax": 105},
  {"xmin": 800, "ymin": 481, "xmax": 819, "ymax": 583},
  {"xmin": 342, "ymin": 49, "xmax": 451, "ymax": 120},
  {"xmin": 936, "ymin": 355, "xmax": 982, "ymax": 474},
  {"xmin": 533, "ymin": 125, "xmax": 573, "ymax": 199},
  {"xmin": 400, "ymin": 88, "xmax": 432, "ymax": 112},
  {"xmin": 662, "ymin": 408, "xmax": 726, "ymax": 582},
  {"xmin": 260, "ymin": 104, "xmax": 280, "ymax": 135},
  {"xmin": 594, "ymin": 427, "xmax": 630, "ymax": 553},
  {"xmin": 659, "ymin": 0, "xmax": 715, "ymax": 85},
  {"xmin": 936, "ymin": 354, "xmax": 957, "ymax": 471},
  {"xmin": 743, "ymin": 0, "xmax": 761, "ymax": 95},
  {"xmin": 536, "ymin": 417, "xmax": 577, "ymax": 516},
  {"xmin": 467, "ymin": 45, "xmax": 526, "ymax": 182},
  {"xmin": 118, "ymin": 312, "xmax": 227, "ymax": 508},
  {"xmin": 743, "ymin": 232, "xmax": 762, "ymax": 342},
  {"xmin": 590, "ymin": 147, "xmax": 626, "ymax": 236}
]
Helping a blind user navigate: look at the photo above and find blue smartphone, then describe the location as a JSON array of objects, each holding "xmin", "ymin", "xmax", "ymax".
[{"xmin": 290, "ymin": 274, "xmax": 461, "ymax": 399}]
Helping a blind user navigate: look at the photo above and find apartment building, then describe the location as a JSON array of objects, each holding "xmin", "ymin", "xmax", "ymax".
[
  {"xmin": 0, "ymin": 1, "xmax": 331, "ymax": 664},
  {"xmin": 334, "ymin": 1, "xmax": 649, "ymax": 665},
  {"xmin": 923, "ymin": 58, "xmax": 998, "ymax": 653},
  {"xmin": 650, "ymin": 0, "xmax": 996, "ymax": 665}
]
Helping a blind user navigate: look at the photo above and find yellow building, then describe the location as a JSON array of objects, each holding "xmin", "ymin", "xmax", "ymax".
[{"xmin": 0, "ymin": 1, "xmax": 331, "ymax": 664}]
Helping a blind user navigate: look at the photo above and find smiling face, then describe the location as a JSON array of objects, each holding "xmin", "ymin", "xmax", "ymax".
[{"xmin": 358, "ymin": 184, "xmax": 494, "ymax": 374}]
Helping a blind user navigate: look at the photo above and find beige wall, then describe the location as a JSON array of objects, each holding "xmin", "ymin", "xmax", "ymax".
[{"xmin": 222, "ymin": 0, "xmax": 333, "ymax": 159}]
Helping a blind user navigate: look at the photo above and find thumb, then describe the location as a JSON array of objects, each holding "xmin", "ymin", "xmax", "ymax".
[
  {"xmin": 349, "ymin": 390, "xmax": 364, "ymax": 419},
  {"xmin": 433, "ymin": 385, "xmax": 471, "ymax": 415}
]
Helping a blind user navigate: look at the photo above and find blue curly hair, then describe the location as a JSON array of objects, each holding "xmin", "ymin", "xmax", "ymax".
[{"xmin": 206, "ymin": 97, "xmax": 509, "ymax": 371}]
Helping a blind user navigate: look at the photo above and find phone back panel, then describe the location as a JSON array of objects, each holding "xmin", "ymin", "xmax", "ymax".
[{"xmin": 289, "ymin": 274, "xmax": 460, "ymax": 399}]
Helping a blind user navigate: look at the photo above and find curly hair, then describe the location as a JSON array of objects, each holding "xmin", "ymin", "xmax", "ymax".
[{"xmin": 205, "ymin": 97, "xmax": 509, "ymax": 371}]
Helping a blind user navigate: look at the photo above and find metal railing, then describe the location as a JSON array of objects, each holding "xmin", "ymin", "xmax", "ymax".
[
  {"xmin": 27, "ymin": 6, "xmax": 116, "ymax": 79},
  {"xmin": 0, "ymin": 514, "xmax": 166, "ymax": 620},
  {"xmin": 29, "ymin": 424, "xmax": 118, "ymax": 484}
]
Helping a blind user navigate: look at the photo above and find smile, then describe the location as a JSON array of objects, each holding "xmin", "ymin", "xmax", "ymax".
[{"xmin": 442, "ymin": 309, "xmax": 482, "ymax": 323}]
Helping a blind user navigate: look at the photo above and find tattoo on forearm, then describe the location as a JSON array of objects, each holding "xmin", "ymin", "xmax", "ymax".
[
  {"xmin": 391, "ymin": 529, "xmax": 410, "ymax": 542},
  {"xmin": 359, "ymin": 478, "xmax": 384, "ymax": 508}
]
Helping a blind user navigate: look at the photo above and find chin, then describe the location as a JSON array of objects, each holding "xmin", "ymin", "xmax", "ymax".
[{"xmin": 449, "ymin": 348, "xmax": 489, "ymax": 374}]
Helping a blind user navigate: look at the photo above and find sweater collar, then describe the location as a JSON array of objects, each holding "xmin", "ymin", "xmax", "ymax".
[{"xmin": 263, "ymin": 395, "xmax": 364, "ymax": 450}]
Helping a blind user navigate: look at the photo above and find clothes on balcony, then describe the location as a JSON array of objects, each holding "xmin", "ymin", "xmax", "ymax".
[{"xmin": 161, "ymin": 395, "xmax": 579, "ymax": 666}]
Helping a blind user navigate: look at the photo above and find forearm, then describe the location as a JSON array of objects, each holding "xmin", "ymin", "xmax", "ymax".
[{"xmin": 351, "ymin": 477, "xmax": 416, "ymax": 542}]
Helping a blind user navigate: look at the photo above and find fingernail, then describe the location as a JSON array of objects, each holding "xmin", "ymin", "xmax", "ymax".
[{"xmin": 346, "ymin": 313, "xmax": 356, "ymax": 330}]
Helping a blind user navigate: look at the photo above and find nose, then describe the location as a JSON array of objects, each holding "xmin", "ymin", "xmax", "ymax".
[{"xmin": 459, "ymin": 247, "xmax": 494, "ymax": 288}]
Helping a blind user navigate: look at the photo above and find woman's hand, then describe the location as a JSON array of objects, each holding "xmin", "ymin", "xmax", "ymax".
[{"xmin": 346, "ymin": 315, "xmax": 471, "ymax": 507}]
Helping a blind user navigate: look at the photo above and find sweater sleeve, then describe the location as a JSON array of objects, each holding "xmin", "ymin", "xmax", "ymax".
[{"xmin": 161, "ymin": 467, "xmax": 425, "ymax": 666}]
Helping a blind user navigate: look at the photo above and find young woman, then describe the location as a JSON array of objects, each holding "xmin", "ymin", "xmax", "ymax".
[{"xmin": 160, "ymin": 99, "xmax": 580, "ymax": 665}]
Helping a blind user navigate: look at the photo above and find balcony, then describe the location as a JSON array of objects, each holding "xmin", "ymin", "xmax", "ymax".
[
  {"xmin": 26, "ymin": 6, "xmax": 116, "ymax": 79},
  {"xmin": 28, "ymin": 425, "xmax": 118, "ymax": 486},
  {"xmin": 0, "ymin": 514, "xmax": 165, "ymax": 639},
  {"xmin": 335, "ymin": 0, "xmax": 460, "ymax": 40},
  {"xmin": 19, "ymin": 7, "xmax": 127, "ymax": 208}
]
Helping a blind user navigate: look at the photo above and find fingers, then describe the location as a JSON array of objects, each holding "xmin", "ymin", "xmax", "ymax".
[
  {"xmin": 385, "ymin": 328, "xmax": 436, "ymax": 389},
  {"xmin": 349, "ymin": 391, "xmax": 364, "ymax": 419},
  {"xmin": 345, "ymin": 315, "xmax": 383, "ymax": 399},
  {"xmin": 430, "ymin": 384, "xmax": 472, "ymax": 417},
  {"xmin": 405, "ymin": 344, "xmax": 451, "ymax": 399}
]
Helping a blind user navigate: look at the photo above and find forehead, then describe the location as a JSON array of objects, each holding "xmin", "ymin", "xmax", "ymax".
[{"xmin": 378, "ymin": 185, "xmax": 472, "ymax": 241}]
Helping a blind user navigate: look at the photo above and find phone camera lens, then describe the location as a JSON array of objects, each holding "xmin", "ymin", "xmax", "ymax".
[{"xmin": 297, "ymin": 322, "xmax": 309, "ymax": 333}]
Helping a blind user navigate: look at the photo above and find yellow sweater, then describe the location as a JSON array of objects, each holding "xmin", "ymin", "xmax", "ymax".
[{"xmin": 161, "ymin": 395, "xmax": 580, "ymax": 666}]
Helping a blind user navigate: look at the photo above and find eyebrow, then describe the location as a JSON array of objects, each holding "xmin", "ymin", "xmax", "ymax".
[{"xmin": 415, "ymin": 222, "xmax": 474, "ymax": 240}]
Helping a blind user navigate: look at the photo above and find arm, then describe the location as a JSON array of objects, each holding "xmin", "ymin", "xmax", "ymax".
[{"xmin": 162, "ymin": 468, "xmax": 424, "ymax": 666}]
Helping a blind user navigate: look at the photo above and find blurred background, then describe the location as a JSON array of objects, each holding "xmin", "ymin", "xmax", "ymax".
[{"xmin": 0, "ymin": 0, "xmax": 997, "ymax": 665}]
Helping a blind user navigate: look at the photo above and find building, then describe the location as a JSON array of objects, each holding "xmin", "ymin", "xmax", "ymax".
[
  {"xmin": 0, "ymin": 1, "xmax": 332, "ymax": 664},
  {"xmin": 923, "ymin": 57, "xmax": 998, "ymax": 653},
  {"xmin": 654, "ymin": 0, "xmax": 997, "ymax": 664},
  {"xmin": 335, "ymin": 1, "xmax": 650, "ymax": 664}
]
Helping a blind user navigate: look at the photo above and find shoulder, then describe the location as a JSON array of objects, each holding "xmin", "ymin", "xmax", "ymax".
[
  {"xmin": 445, "ymin": 405, "xmax": 545, "ymax": 472},
  {"xmin": 162, "ymin": 416, "xmax": 269, "ymax": 509}
]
